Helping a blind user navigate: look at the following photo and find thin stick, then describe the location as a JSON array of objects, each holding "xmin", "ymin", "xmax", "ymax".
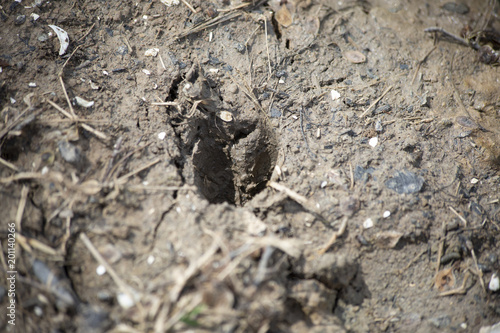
[
  {"xmin": 218, "ymin": 2, "xmax": 252, "ymax": 12},
  {"xmin": 46, "ymin": 99, "xmax": 73, "ymax": 119},
  {"xmin": 300, "ymin": 107, "xmax": 317, "ymax": 160},
  {"xmin": 116, "ymin": 158, "xmax": 161, "ymax": 184},
  {"xmin": 59, "ymin": 45, "xmax": 82, "ymax": 76},
  {"xmin": 79, "ymin": 233, "xmax": 140, "ymax": 303},
  {"xmin": 435, "ymin": 221, "xmax": 446, "ymax": 277},
  {"xmin": 173, "ymin": 10, "xmax": 242, "ymax": 41},
  {"xmin": 47, "ymin": 99, "xmax": 108, "ymax": 140},
  {"xmin": 349, "ymin": 163, "xmax": 354, "ymax": 190},
  {"xmin": 0, "ymin": 240, "xmax": 8, "ymax": 272},
  {"xmin": 59, "ymin": 76, "xmax": 76, "ymax": 118},
  {"xmin": 180, "ymin": 0, "xmax": 196, "ymax": 13},
  {"xmin": 411, "ymin": 46, "xmax": 436, "ymax": 85},
  {"xmin": 77, "ymin": 22, "xmax": 96, "ymax": 43},
  {"xmin": 15, "ymin": 185, "xmax": 29, "ymax": 232},
  {"xmin": 262, "ymin": 14, "xmax": 272, "ymax": 81},
  {"xmin": 449, "ymin": 206, "xmax": 467, "ymax": 227},
  {"xmin": 80, "ymin": 123, "xmax": 108, "ymax": 140},
  {"xmin": 470, "ymin": 247, "xmax": 486, "ymax": 293},
  {"xmin": 159, "ymin": 53, "xmax": 166, "ymax": 70},
  {"xmin": 398, "ymin": 248, "xmax": 427, "ymax": 274},
  {"xmin": 268, "ymin": 181, "xmax": 308, "ymax": 206},
  {"xmin": 360, "ymin": 85, "xmax": 393, "ymax": 118},
  {"xmin": 170, "ymin": 240, "xmax": 219, "ymax": 301},
  {"xmin": 254, "ymin": 246, "xmax": 274, "ymax": 285},
  {"xmin": 317, "ymin": 216, "xmax": 348, "ymax": 255},
  {"xmin": 0, "ymin": 157, "xmax": 19, "ymax": 172},
  {"xmin": 424, "ymin": 27, "xmax": 473, "ymax": 48},
  {"xmin": 448, "ymin": 52, "xmax": 471, "ymax": 117}
]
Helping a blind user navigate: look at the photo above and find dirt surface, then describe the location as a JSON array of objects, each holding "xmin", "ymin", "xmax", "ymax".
[{"xmin": 1, "ymin": 0, "xmax": 500, "ymax": 332}]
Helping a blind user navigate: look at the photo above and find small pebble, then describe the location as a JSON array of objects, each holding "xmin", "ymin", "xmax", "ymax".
[
  {"xmin": 471, "ymin": 178, "xmax": 479, "ymax": 184},
  {"xmin": 158, "ymin": 132, "xmax": 166, "ymax": 140},
  {"xmin": 429, "ymin": 315, "xmax": 451, "ymax": 329},
  {"xmin": 443, "ymin": 2, "xmax": 469, "ymax": 14},
  {"xmin": 58, "ymin": 141, "xmax": 81, "ymax": 164},
  {"xmin": 383, "ymin": 211, "xmax": 391, "ymax": 218},
  {"xmin": 363, "ymin": 218, "xmax": 374, "ymax": 229},
  {"xmin": 385, "ymin": 170, "xmax": 424, "ymax": 194},
  {"xmin": 331, "ymin": 89, "xmax": 341, "ymax": 100},
  {"xmin": 369, "ymin": 137, "xmax": 378, "ymax": 147},
  {"xmin": 345, "ymin": 50, "xmax": 366, "ymax": 63},
  {"xmin": 38, "ymin": 33, "xmax": 49, "ymax": 42},
  {"xmin": 116, "ymin": 292, "xmax": 135, "ymax": 309},
  {"xmin": 116, "ymin": 45, "xmax": 128, "ymax": 55},
  {"xmin": 96, "ymin": 265, "xmax": 106, "ymax": 276},
  {"xmin": 489, "ymin": 273, "xmax": 499, "ymax": 292},
  {"xmin": 34, "ymin": 306, "xmax": 43, "ymax": 316},
  {"xmin": 15, "ymin": 15, "xmax": 26, "ymax": 25}
]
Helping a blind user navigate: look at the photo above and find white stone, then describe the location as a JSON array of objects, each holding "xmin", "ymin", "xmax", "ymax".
[
  {"xmin": 144, "ymin": 48, "xmax": 159, "ymax": 57},
  {"xmin": 330, "ymin": 89, "xmax": 341, "ymax": 100},
  {"xmin": 489, "ymin": 273, "xmax": 499, "ymax": 291},
  {"xmin": 363, "ymin": 218, "xmax": 374, "ymax": 229},
  {"xmin": 96, "ymin": 265, "xmax": 106, "ymax": 276}
]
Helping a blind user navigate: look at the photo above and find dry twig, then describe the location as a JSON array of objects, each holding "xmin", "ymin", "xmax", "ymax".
[
  {"xmin": 360, "ymin": 85, "xmax": 393, "ymax": 118},
  {"xmin": 317, "ymin": 216, "xmax": 348, "ymax": 255},
  {"xmin": 449, "ymin": 206, "xmax": 468, "ymax": 227}
]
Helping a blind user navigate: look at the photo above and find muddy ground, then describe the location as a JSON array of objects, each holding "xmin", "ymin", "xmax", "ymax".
[{"xmin": 1, "ymin": 0, "xmax": 500, "ymax": 332}]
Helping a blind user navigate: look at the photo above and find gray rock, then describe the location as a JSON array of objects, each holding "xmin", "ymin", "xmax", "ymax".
[
  {"xmin": 116, "ymin": 45, "xmax": 128, "ymax": 55},
  {"xmin": 385, "ymin": 170, "xmax": 424, "ymax": 194},
  {"xmin": 15, "ymin": 15, "xmax": 26, "ymax": 25},
  {"xmin": 428, "ymin": 314, "xmax": 451, "ymax": 329},
  {"xmin": 58, "ymin": 141, "xmax": 81, "ymax": 164}
]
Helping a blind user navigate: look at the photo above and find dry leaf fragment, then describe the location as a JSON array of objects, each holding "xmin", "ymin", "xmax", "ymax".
[
  {"xmin": 435, "ymin": 268, "xmax": 455, "ymax": 291},
  {"xmin": 48, "ymin": 25, "xmax": 69, "ymax": 56},
  {"xmin": 78, "ymin": 179, "xmax": 102, "ymax": 195},
  {"xmin": 217, "ymin": 111, "xmax": 233, "ymax": 122},
  {"xmin": 276, "ymin": 5, "xmax": 293, "ymax": 27},
  {"xmin": 374, "ymin": 230, "xmax": 403, "ymax": 248},
  {"xmin": 344, "ymin": 50, "xmax": 366, "ymax": 64}
]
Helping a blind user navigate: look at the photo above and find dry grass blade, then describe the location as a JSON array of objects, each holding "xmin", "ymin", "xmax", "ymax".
[
  {"xmin": 268, "ymin": 181, "xmax": 327, "ymax": 221},
  {"xmin": 172, "ymin": 10, "xmax": 243, "ymax": 41},
  {"xmin": 17, "ymin": 234, "xmax": 60, "ymax": 256},
  {"xmin": 449, "ymin": 206, "xmax": 467, "ymax": 227},
  {"xmin": 46, "ymin": 99, "xmax": 108, "ymax": 140},
  {"xmin": 180, "ymin": 0, "xmax": 196, "ymax": 13},
  {"xmin": 228, "ymin": 71, "xmax": 268, "ymax": 119},
  {"xmin": 317, "ymin": 216, "xmax": 348, "ymax": 255},
  {"xmin": 170, "ymin": 240, "xmax": 220, "ymax": 302},
  {"xmin": 0, "ymin": 157, "xmax": 19, "ymax": 172},
  {"xmin": 116, "ymin": 158, "xmax": 161, "ymax": 185},
  {"xmin": 79, "ymin": 233, "xmax": 143, "ymax": 310},
  {"xmin": 0, "ymin": 171, "xmax": 65, "ymax": 184},
  {"xmin": 361, "ymin": 85, "xmax": 393, "ymax": 118},
  {"xmin": 15, "ymin": 185, "xmax": 29, "ymax": 232}
]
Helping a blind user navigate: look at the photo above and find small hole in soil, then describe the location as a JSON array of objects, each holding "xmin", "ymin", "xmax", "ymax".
[{"xmin": 191, "ymin": 117, "xmax": 277, "ymax": 206}]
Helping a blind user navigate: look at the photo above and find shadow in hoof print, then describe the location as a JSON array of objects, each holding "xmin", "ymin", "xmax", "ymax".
[{"xmin": 174, "ymin": 64, "xmax": 278, "ymax": 205}]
